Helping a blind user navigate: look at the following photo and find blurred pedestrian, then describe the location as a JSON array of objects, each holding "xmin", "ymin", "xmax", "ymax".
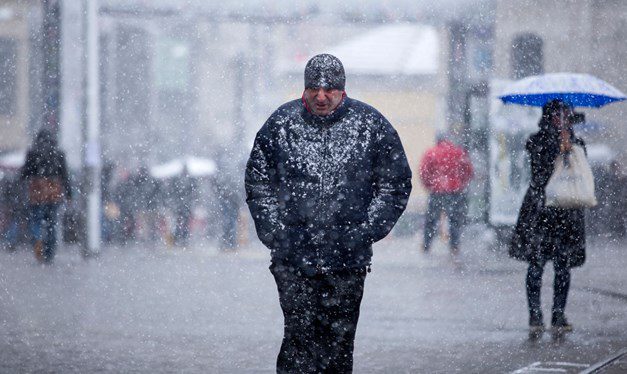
[
  {"xmin": 509, "ymin": 100, "xmax": 587, "ymax": 339},
  {"xmin": 419, "ymin": 131, "xmax": 473, "ymax": 254},
  {"xmin": 245, "ymin": 54, "xmax": 412, "ymax": 373},
  {"xmin": 1, "ymin": 175, "xmax": 27, "ymax": 250},
  {"xmin": 100, "ymin": 161, "xmax": 116, "ymax": 244},
  {"xmin": 20, "ymin": 129, "xmax": 72, "ymax": 263},
  {"xmin": 214, "ymin": 171, "xmax": 240, "ymax": 251},
  {"xmin": 172, "ymin": 168, "xmax": 196, "ymax": 246},
  {"xmin": 130, "ymin": 166, "xmax": 161, "ymax": 242},
  {"xmin": 113, "ymin": 173, "xmax": 136, "ymax": 243}
]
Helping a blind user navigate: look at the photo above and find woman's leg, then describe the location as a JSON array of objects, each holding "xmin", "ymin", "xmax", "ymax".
[
  {"xmin": 552, "ymin": 256, "xmax": 571, "ymax": 326},
  {"xmin": 526, "ymin": 260, "xmax": 545, "ymax": 325}
]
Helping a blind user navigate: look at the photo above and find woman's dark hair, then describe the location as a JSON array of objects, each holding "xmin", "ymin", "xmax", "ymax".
[
  {"xmin": 539, "ymin": 99, "xmax": 572, "ymax": 131},
  {"xmin": 33, "ymin": 128, "xmax": 57, "ymax": 149}
]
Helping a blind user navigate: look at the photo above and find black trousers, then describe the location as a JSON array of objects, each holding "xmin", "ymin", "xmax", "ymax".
[
  {"xmin": 271, "ymin": 264, "xmax": 367, "ymax": 374},
  {"xmin": 526, "ymin": 255, "xmax": 570, "ymax": 323},
  {"xmin": 423, "ymin": 192, "xmax": 466, "ymax": 250}
]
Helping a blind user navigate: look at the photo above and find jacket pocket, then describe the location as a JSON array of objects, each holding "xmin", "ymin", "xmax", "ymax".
[{"xmin": 270, "ymin": 224, "xmax": 310, "ymax": 261}]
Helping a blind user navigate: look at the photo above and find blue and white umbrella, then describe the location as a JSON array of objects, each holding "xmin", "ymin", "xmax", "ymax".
[{"xmin": 499, "ymin": 73, "xmax": 626, "ymax": 108}]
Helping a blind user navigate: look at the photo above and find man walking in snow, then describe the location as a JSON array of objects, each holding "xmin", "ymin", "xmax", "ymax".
[
  {"xmin": 245, "ymin": 54, "xmax": 412, "ymax": 373},
  {"xmin": 419, "ymin": 132, "xmax": 473, "ymax": 254}
]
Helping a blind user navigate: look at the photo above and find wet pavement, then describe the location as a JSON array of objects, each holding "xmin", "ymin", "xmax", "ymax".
[
  {"xmin": 580, "ymin": 348, "xmax": 627, "ymax": 373},
  {"xmin": 1, "ymin": 225, "xmax": 626, "ymax": 373}
]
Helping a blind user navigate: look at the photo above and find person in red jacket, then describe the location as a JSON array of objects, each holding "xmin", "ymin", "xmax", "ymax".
[{"xmin": 419, "ymin": 132, "xmax": 473, "ymax": 253}]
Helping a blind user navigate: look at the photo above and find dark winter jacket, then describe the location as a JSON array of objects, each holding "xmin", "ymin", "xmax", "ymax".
[
  {"xmin": 20, "ymin": 131, "xmax": 72, "ymax": 203},
  {"xmin": 509, "ymin": 124, "xmax": 586, "ymax": 268},
  {"xmin": 245, "ymin": 97, "xmax": 412, "ymax": 275}
]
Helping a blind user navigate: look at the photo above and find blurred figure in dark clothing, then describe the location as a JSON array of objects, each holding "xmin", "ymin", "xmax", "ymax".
[
  {"xmin": 172, "ymin": 169, "xmax": 197, "ymax": 246},
  {"xmin": 100, "ymin": 162, "xmax": 116, "ymax": 243},
  {"xmin": 1, "ymin": 176, "xmax": 27, "ymax": 250},
  {"xmin": 20, "ymin": 129, "xmax": 72, "ymax": 263},
  {"xmin": 216, "ymin": 173, "xmax": 240, "ymax": 251},
  {"xmin": 129, "ymin": 167, "xmax": 162, "ymax": 242},
  {"xmin": 113, "ymin": 174, "xmax": 137, "ymax": 243}
]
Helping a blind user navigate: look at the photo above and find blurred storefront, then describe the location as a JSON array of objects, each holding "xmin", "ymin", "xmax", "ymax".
[
  {"xmin": 445, "ymin": 21, "xmax": 495, "ymax": 223},
  {"xmin": 0, "ymin": 0, "xmax": 43, "ymax": 154}
]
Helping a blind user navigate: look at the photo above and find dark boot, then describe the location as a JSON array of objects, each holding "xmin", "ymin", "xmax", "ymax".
[
  {"xmin": 551, "ymin": 312, "xmax": 572, "ymax": 333},
  {"xmin": 528, "ymin": 310, "xmax": 544, "ymax": 340}
]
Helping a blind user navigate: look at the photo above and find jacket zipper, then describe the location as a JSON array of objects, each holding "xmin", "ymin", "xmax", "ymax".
[{"xmin": 317, "ymin": 128, "xmax": 329, "ymax": 274}]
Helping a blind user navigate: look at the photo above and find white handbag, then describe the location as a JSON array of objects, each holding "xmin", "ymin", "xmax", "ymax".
[{"xmin": 545, "ymin": 144, "xmax": 597, "ymax": 208}]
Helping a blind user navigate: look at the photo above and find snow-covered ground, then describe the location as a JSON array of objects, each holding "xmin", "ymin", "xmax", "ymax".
[{"xmin": 1, "ymin": 227, "xmax": 626, "ymax": 373}]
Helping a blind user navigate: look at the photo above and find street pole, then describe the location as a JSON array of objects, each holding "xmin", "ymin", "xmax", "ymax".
[
  {"xmin": 42, "ymin": 0, "xmax": 61, "ymax": 134},
  {"xmin": 83, "ymin": 0, "xmax": 101, "ymax": 255}
]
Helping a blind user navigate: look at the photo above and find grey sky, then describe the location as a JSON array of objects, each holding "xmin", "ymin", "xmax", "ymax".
[{"xmin": 101, "ymin": 0, "xmax": 494, "ymax": 23}]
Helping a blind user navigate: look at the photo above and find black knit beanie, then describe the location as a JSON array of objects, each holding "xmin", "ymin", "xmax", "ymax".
[{"xmin": 304, "ymin": 54, "xmax": 345, "ymax": 90}]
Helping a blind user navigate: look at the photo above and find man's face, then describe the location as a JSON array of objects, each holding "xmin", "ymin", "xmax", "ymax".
[{"xmin": 303, "ymin": 87, "xmax": 344, "ymax": 116}]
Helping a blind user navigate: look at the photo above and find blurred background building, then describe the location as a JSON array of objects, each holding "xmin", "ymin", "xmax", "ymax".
[
  {"xmin": 0, "ymin": 0, "xmax": 624, "ymax": 238},
  {"xmin": 0, "ymin": 0, "xmax": 42, "ymax": 152}
]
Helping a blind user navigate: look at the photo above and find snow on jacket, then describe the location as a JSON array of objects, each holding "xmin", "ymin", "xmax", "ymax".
[
  {"xmin": 419, "ymin": 140, "xmax": 473, "ymax": 194},
  {"xmin": 245, "ymin": 97, "xmax": 412, "ymax": 275}
]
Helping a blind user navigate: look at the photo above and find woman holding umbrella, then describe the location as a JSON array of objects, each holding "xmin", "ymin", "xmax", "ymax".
[
  {"xmin": 502, "ymin": 73, "xmax": 625, "ymax": 340},
  {"xmin": 509, "ymin": 100, "xmax": 587, "ymax": 339}
]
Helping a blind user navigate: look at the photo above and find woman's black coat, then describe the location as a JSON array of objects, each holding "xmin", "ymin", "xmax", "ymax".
[{"xmin": 509, "ymin": 123, "xmax": 586, "ymax": 268}]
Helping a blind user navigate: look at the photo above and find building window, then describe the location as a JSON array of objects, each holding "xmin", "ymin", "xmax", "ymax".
[
  {"xmin": 0, "ymin": 37, "xmax": 17, "ymax": 116},
  {"xmin": 511, "ymin": 33, "xmax": 543, "ymax": 79}
]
